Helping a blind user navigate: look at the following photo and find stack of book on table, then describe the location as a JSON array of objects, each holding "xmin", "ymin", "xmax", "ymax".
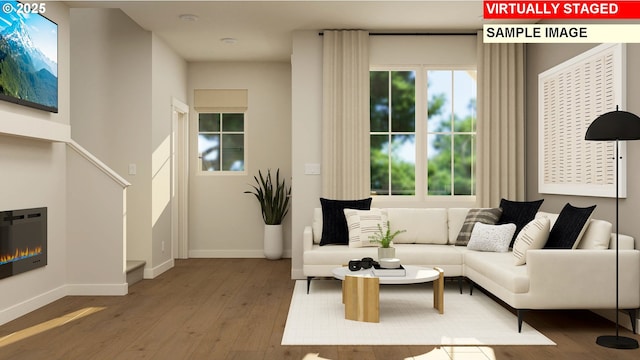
[{"xmin": 372, "ymin": 264, "xmax": 406, "ymax": 276}]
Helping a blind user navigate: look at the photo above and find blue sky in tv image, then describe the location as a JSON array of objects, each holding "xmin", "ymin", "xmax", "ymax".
[{"xmin": 0, "ymin": 0, "xmax": 57, "ymax": 74}]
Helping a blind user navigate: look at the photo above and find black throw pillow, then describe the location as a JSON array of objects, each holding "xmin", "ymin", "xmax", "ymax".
[
  {"xmin": 319, "ymin": 198, "xmax": 372, "ymax": 246},
  {"xmin": 497, "ymin": 198, "xmax": 544, "ymax": 247},
  {"xmin": 545, "ymin": 203, "xmax": 596, "ymax": 249}
]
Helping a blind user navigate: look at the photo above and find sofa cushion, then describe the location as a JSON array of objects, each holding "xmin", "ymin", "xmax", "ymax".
[
  {"xmin": 386, "ymin": 208, "xmax": 449, "ymax": 244},
  {"xmin": 303, "ymin": 243, "xmax": 463, "ymax": 268},
  {"xmin": 319, "ymin": 198, "xmax": 372, "ymax": 246},
  {"xmin": 455, "ymin": 208, "xmax": 502, "ymax": 246},
  {"xmin": 578, "ymin": 219, "xmax": 612, "ymax": 250},
  {"xmin": 467, "ymin": 223, "xmax": 516, "ymax": 253},
  {"xmin": 448, "ymin": 208, "xmax": 470, "ymax": 244},
  {"xmin": 344, "ymin": 208, "xmax": 388, "ymax": 248},
  {"xmin": 497, "ymin": 198, "xmax": 544, "ymax": 247},
  {"xmin": 544, "ymin": 203, "xmax": 595, "ymax": 249},
  {"xmin": 512, "ymin": 217, "xmax": 550, "ymax": 265},
  {"xmin": 464, "ymin": 251, "xmax": 530, "ymax": 294}
]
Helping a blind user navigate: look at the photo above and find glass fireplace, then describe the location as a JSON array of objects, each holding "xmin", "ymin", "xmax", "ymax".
[{"xmin": 0, "ymin": 207, "xmax": 47, "ymax": 280}]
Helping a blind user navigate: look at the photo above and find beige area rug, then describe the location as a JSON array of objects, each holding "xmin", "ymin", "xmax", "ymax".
[{"xmin": 282, "ymin": 280, "xmax": 555, "ymax": 346}]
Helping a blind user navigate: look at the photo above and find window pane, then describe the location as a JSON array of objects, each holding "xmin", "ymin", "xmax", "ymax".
[
  {"xmin": 453, "ymin": 134, "xmax": 475, "ymax": 195},
  {"xmin": 370, "ymin": 134, "xmax": 389, "ymax": 195},
  {"xmin": 199, "ymin": 113, "xmax": 220, "ymax": 132},
  {"xmin": 222, "ymin": 113, "xmax": 244, "ymax": 131},
  {"xmin": 222, "ymin": 134, "xmax": 244, "ymax": 171},
  {"xmin": 391, "ymin": 71, "xmax": 415, "ymax": 132},
  {"xmin": 453, "ymin": 71, "xmax": 477, "ymax": 132},
  {"xmin": 427, "ymin": 71, "xmax": 452, "ymax": 132},
  {"xmin": 427, "ymin": 134, "xmax": 451, "ymax": 195},
  {"xmin": 391, "ymin": 134, "xmax": 415, "ymax": 195},
  {"xmin": 370, "ymin": 71, "xmax": 389, "ymax": 132},
  {"xmin": 199, "ymin": 134, "xmax": 220, "ymax": 171}
]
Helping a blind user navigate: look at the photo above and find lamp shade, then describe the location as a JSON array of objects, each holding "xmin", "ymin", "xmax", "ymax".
[{"xmin": 585, "ymin": 109, "xmax": 640, "ymax": 141}]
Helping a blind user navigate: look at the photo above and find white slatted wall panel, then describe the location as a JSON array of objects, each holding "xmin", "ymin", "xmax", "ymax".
[{"xmin": 538, "ymin": 43, "xmax": 625, "ymax": 198}]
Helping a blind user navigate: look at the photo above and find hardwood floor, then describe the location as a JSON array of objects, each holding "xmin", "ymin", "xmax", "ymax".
[{"xmin": 0, "ymin": 258, "xmax": 639, "ymax": 359}]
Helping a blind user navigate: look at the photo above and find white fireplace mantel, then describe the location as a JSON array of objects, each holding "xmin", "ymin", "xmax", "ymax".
[{"xmin": 0, "ymin": 116, "xmax": 70, "ymax": 142}]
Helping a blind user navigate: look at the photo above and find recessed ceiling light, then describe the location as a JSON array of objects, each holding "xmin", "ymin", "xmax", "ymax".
[
  {"xmin": 220, "ymin": 38, "xmax": 238, "ymax": 45},
  {"xmin": 179, "ymin": 14, "xmax": 198, "ymax": 22}
]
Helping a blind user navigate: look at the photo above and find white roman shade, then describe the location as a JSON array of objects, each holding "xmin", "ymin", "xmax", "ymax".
[{"xmin": 194, "ymin": 89, "xmax": 248, "ymax": 112}]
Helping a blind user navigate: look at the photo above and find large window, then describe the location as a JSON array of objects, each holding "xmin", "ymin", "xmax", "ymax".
[
  {"xmin": 198, "ymin": 112, "xmax": 245, "ymax": 172},
  {"xmin": 370, "ymin": 68, "xmax": 477, "ymax": 198}
]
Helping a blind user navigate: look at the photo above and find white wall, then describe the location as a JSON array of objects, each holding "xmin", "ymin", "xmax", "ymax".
[
  {"xmin": 71, "ymin": 9, "xmax": 187, "ymax": 278},
  {"xmin": 66, "ymin": 146, "xmax": 127, "ymax": 294},
  {"xmin": 0, "ymin": 2, "xmax": 70, "ymax": 324},
  {"xmin": 187, "ymin": 62, "xmax": 292, "ymax": 258},
  {"xmin": 291, "ymin": 31, "xmax": 323, "ymax": 279},
  {"xmin": 70, "ymin": 8, "xmax": 153, "ymax": 270},
  {"xmin": 150, "ymin": 34, "xmax": 188, "ymax": 276}
]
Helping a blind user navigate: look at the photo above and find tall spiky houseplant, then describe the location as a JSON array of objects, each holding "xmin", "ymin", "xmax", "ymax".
[
  {"xmin": 245, "ymin": 169, "xmax": 291, "ymax": 259},
  {"xmin": 245, "ymin": 168, "xmax": 291, "ymax": 225}
]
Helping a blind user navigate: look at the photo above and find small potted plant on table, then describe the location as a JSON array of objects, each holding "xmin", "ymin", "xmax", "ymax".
[{"xmin": 369, "ymin": 221, "xmax": 405, "ymax": 260}]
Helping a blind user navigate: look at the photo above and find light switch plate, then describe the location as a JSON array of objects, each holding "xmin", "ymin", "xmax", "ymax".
[{"xmin": 304, "ymin": 163, "xmax": 321, "ymax": 175}]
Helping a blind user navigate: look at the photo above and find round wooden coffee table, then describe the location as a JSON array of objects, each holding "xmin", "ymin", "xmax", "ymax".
[{"xmin": 332, "ymin": 265, "xmax": 444, "ymax": 322}]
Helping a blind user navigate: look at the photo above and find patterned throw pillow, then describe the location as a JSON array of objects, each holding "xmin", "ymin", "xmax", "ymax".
[
  {"xmin": 456, "ymin": 208, "xmax": 503, "ymax": 246},
  {"xmin": 344, "ymin": 209, "xmax": 388, "ymax": 248},
  {"xmin": 544, "ymin": 203, "xmax": 596, "ymax": 249},
  {"xmin": 512, "ymin": 217, "xmax": 550, "ymax": 265},
  {"xmin": 497, "ymin": 198, "xmax": 544, "ymax": 248},
  {"xmin": 319, "ymin": 198, "xmax": 372, "ymax": 246},
  {"xmin": 467, "ymin": 223, "xmax": 517, "ymax": 253}
]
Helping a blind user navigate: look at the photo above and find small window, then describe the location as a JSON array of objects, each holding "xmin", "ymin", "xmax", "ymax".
[{"xmin": 198, "ymin": 112, "xmax": 245, "ymax": 172}]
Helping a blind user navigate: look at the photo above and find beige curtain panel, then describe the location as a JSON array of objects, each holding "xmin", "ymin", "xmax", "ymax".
[
  {"xmin": 476, "ymin": 32, "xmax": 526, "ymax": 207},
  {"xmin": 321, "ymin": 30, "xmax": 370, "ymax": 200}
]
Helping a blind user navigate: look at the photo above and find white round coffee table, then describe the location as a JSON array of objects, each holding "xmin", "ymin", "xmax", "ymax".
[
  {"xmin": 332, "ymin": 265, "xmax": 440, "ymax": 284},
  {"xmin": 332, "ymin": 265, "xmax": 444, "ymax": 322}
]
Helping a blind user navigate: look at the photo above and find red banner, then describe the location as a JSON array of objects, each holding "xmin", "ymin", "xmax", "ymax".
[{"xmin": 484, "ymin": 1, "xmax": 640, "ymax": 19}]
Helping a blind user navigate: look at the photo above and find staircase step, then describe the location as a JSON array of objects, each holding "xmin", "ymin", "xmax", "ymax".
[{"xmin": 126, "ymin": 260, "xmax": 146, "ymax": 286}]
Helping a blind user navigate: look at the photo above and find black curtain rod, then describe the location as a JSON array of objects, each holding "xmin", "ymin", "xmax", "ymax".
[{"xmin": 318, "ymin": 32, "xmax": 477, "ymax": 36}]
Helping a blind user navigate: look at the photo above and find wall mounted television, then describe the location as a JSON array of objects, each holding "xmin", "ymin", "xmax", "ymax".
[{"xmin": 0, "ymin": 1, "xmax": 58, "ymax": 113}]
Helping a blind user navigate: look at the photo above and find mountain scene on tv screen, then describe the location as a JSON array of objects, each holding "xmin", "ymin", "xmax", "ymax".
[{"xmin": 0, "ymin": 11, "xmax": 57, "ymax": 110}]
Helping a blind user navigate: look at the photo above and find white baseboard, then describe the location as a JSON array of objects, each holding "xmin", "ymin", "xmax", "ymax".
[
  {"xmin": 0, "ymin": 282, "xmax": 127, "ymax": 326},
  {"xmin": 189, "ymin": 249, "xmax": 292, "ymax": 258},
  {"xmin": 0, "ymin": 286, "xmax": 67, "ymax": 326},
  {"xmin": 143, "ymin": 258, "xmax": 174, "ymax": 279},
  {"xmin": 65, "ymin": 283, "xmax": 128, "ymax": 296}
]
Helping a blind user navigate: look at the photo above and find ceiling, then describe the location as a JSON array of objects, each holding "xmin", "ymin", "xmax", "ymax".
[{"xmin": 66, "ymin": 1, "xmax": 520, "ymax": 62}]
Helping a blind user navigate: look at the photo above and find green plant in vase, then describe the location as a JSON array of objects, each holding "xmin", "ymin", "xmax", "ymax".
[
  {"xmin": 245, "ymin": 168, "xmax": 291, "ymax": 260},
  {"xmin": 369, "ymin": 221, "xmax": 406, "ymax": 260}
]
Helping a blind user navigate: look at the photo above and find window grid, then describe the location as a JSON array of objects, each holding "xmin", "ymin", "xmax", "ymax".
[
  {"xmin": 370, "ymin": 67, "xmax": 477, "ymax": 199},
  {"xmin": 426, "ymin": 70, "xmax": 477, "ymax": 196},
  {"xmin": 198, "ymin": 112, "xmax": 246, "ymax": 173}
]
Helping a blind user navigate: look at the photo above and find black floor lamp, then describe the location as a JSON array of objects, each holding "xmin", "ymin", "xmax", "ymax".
[{"xmin": 585, "ymin": 106, "xmax": 640, "ymax": 350}]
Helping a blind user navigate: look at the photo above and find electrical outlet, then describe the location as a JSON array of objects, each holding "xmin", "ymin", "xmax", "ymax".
[{"xmin": 161, "ymin": 241, "xmax": 165, "ymax": 252}]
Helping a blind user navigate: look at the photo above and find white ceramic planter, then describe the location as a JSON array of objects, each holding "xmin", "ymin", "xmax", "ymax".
[
  {"xmin": 377, "ymin": 247, "xmax": 396, "ymax": 260},
  {"xmin": 264, "ymin": 224, "xmax": 283, "ymax": 260}
]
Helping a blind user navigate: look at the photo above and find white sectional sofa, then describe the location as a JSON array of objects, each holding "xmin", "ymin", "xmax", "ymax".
[{"xmin": 302, "ymin": 207, "xmax": 640, "ymax": 332}]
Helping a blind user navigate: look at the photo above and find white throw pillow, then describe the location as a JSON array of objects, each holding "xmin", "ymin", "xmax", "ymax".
[
  {"xmin": 512, "ymin": 217, "xmax": 550, "ymax": 265},
  {"xmin": 467, "ymin": 223, "xmax": 517, "ymax": 253},
  {"xmin": 577, "ymin": 219, "xmax": 612, "ymax": 249},
  {"xmin": 343, "ymin": 208, "xmax": 388, "ymax": 248}
]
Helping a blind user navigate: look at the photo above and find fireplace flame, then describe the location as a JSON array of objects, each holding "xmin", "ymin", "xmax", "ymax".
[{"xmin": 0, "ymin": 246, "xmax": 42, "ymax": 265}]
